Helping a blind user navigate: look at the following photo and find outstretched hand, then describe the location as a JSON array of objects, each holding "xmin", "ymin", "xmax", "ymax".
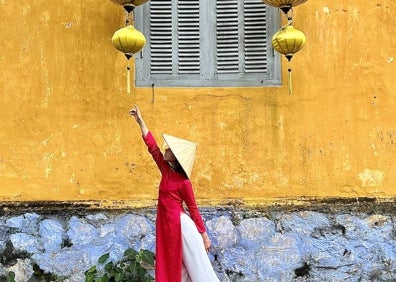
[
  {"xmin": 129, "ymin": 104, "xmax": 149, "ymax": 137},
  {"xmin": 129, "ymin": 104, "xmax": 142, "ymax": 122}
]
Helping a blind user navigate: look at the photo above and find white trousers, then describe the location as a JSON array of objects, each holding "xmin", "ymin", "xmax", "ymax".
[{"xmin": 180, "ymin": 213, "xmax": 220, "ymax": 282}]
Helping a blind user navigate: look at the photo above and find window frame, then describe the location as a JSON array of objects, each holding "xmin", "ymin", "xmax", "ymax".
[{"xmin": 134, "ymin": 0, "xmax": 281, "ymax": 87}]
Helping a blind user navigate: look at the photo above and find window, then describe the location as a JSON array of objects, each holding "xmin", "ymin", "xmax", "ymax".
[{"xmin": 134, "ymin": 0, "xmax": 281, "ymax": 87}]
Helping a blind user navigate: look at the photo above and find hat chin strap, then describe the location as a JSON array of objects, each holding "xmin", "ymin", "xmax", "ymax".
[{"xmin": 168, "ymin": 161, "xmax": 178, "ymax": 170}]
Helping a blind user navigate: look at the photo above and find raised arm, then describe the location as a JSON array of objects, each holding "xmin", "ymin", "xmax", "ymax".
[
  {"xmin": 129, "ymin": 104, "xmax": 149, "ymax": 137},
  {"xmin": 129, "ymin": 104, "xmax": 167, "ymax": 172}
]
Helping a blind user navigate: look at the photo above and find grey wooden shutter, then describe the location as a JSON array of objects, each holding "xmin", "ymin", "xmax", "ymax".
[
  {"xmin": 149, "ymin": 0, "xmax": 200, "ymax": 75},
  {"xmin": 216, "ymin": 0, "xmax": 269, "ymax": 75},
  {"xmin": 177, "ymin": 0, "xmax": 200, "ymax": 74},
  {"xmin": 216, "ymin": 0, "xmax": 239, "ymax": 74},
  {"xmin": 149, "ymin": 0, "xmax": 172, "ymax": 74},
  {"xmin": 244, "ymin": 0, "xmax": 269, "ymax": 73}
]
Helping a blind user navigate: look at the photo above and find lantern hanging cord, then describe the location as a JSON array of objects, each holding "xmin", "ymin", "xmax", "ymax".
[
  {"xmin": 280, "ymin": 8, "xmax": 294, "ymax": 29},
  {"xmin": 124, "ymin": 7, "xmax": 135, "ymax": 26},
  {"xmin": 279, "ymin": 19, "xmax": 294, "ymax": 31}
]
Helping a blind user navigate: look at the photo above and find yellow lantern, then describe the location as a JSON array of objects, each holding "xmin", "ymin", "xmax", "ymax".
[
  {"xmin": 112, "ymin": 25, "xmax": 146, "ymax": 56},
  {"xmin": 110, "ymin": 0, "xmax": 149, "ymax": 12},
  {"xmin": 272, "ymin": 25, "xmax": 306, "ymax": 94},
  {"xmin": 112, "ymin": 25, "xmax": 146, "ymax": 95},
  {"xmin": 272, "ymin": 25, "xmax": 306, "ymax": 61},
  {"xmin": 261, "ymin": 0, "xmax": 307, "ymax": 14}
]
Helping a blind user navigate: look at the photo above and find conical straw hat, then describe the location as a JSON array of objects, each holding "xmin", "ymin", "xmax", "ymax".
[{"xmin": 162, "ymin": 134, "xmax": 197, "ymax": 179}]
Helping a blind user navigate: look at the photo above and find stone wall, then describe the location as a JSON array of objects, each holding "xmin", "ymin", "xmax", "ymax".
[{"xmin": 0, "ymin": 201, "xmax": 395, "ymax": 281}]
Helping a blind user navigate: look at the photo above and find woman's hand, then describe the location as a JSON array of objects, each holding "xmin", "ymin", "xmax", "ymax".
[
  {"xmin": 201, "ymin": 232, "xmax": 211, "ymax": 253},
  {"xmin": 129, "ymin": 104, "xmax": 149, "ymax": 137},
  {"xmin": 129, "ymin": 104, "xmax": 142, "ymax": 122}
]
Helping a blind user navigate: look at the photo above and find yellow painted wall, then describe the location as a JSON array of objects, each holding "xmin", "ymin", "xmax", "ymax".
[{"xmin": 0, "ymin": 0, "xmax": 395, "ymax": 206}]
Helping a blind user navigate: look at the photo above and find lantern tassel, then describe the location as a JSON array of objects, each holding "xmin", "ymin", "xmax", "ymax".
[
  {"xmin": 126, "ymin": 61, "xmax": 131, "ymax": 95},
  {"xmin": 288, "ymin": 68, "xmax": 292, "ymax": 95}
]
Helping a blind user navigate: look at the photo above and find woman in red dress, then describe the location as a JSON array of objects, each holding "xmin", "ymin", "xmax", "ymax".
[{"xmin": 130, "ymin": 105, "xmax": 219, "ymax": 282}]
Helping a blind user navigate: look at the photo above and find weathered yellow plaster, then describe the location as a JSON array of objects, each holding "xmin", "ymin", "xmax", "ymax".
[{"xmin": 0, "ymin": 1, "xmax": 395, "ymax": 207}]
